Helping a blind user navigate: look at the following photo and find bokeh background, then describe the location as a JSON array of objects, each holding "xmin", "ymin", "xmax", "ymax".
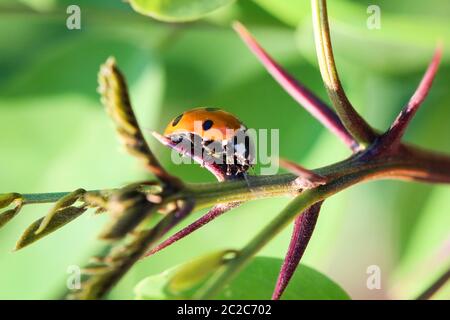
[{"xmin": 0, "ymin": 0, "xmax": 449, "ymax": 299}]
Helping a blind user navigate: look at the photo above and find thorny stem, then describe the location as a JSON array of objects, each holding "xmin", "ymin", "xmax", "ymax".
[
  {"xmin": 311, "ymin": 0, "xmax": 377, "ymax": 146},
  {"xmin": 8, "ymin": 145, "xmax": 449, "ymax": 299},
  {"xmin": 5, "ymin": 52, "xmax": 448, "ymax": 303},
  {"xmin": 10, "ymin": 147, "xmax": 450, "ymax": 211},
  {"xmin": 234, "ymin": 18, "xmax": 443, "ymax": 300},
  {"xmin": 382, "ymin": 46, "xmax": 443, "ymax": 149},
  {"xmin": 144, "ymin": 202, "xmax": 241, "ymax": 257},
  {"xmin": 189, "ymin": 144, "xmax": 450, "ymax": 299},
  {"xmin": 196, "ymin": 167, "xmax": 379, "ymax": 299},
  {"xmin": 2, "ymin": 0, "xmax": 449, "ymax": 301},
  {"xmin": 76, "ymin": 16, "xmax": 450, "ymax": 297}
]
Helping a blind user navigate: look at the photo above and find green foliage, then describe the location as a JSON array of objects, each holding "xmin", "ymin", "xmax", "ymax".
[
  {"xmin": 15, "ymin": 206, "xmax": 87, "ymax": 250},
  {"xmin": 129, "ymin": 0, "xmax": 236, "ymax": 22},
  {"xmin": 0, "ymin": 0, "xmax": 449, "ymax": 299},
  {"xmin": 135, "ymin": 255, "xmax": 349, "ymax": 299}
]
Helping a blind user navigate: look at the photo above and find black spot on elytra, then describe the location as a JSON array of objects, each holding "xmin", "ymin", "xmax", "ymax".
[
  {"xmin": 205, "ymin": 107, "xmax": 220, "ymax": 112},
  {"xmin": 172, "ymin": 113, "xmax": 183, "ymax": 126},
  {"xmin": 202, "ymin": 119, "xmax": 213, "ymax": 131}
]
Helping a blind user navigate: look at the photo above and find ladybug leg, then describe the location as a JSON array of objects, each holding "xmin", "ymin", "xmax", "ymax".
[{"xmin": 202, "ymin": 143, "xmax": 211, "ymax": 167}]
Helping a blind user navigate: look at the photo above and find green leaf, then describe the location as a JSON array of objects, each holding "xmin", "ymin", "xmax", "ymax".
[
  {"xmin": 135, "ymin": 256, "xmax": 350, "ymax": 300},
  {"xmin": 15, "ymin": 206, "xmax": 87, "ymax": 250},
  {"xmin": 168, "ymin": 250, "xmax": 237, "ymax": 293},
  {"xmin": 129, "ymin": 0, "xmax": 236, "ymax": 22},
  {"xmin": 253, "ymin": 0, "xmax": 311, "ymax": 27},
  {"xmin": 35, "ymin": 188, "xmax": 85, "ymax": 234}
]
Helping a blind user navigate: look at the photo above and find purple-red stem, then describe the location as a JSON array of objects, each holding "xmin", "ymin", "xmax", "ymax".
[
  {"xmin": 416, "ymin": 267, "xmax": 450, "ymax": 300},
  {"xmin": 382, "ymin": 46, "xmax": 442, "ymax": 147},
  {"xmin": 272, "ymin": 201, "xmax": 323, "ymax": 300},
  {"xmin": 144, "ymin": 202, "xmax": 240, "ymax": 257}
]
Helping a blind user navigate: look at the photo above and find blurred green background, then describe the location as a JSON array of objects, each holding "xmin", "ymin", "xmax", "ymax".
[{"xmin": 0, "ymin": 0, "xmax": 449, "ymax": 299}]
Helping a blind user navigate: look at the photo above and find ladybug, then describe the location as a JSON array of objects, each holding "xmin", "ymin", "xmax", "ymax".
[{"xmin": 164, "ymin": 107, "xmax": 254, "ymax": 177}]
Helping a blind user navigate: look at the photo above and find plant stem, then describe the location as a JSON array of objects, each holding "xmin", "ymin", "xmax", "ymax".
[
  {"xmin": 382, "ymin": 46, "xmax": 442, "ymax": 148},
  {"xmin": 416, "ymin": 267, "xmax": 450, "ymax": 300},
  {"xmin": 272, "ymin": 201, "xmax": 322, "ymax": 300},
  {"xmin": 196, "ymin": 146, "xmax": 450, "ymax": 299},
  {"xmin": 311, "ymin": 0, "xmax": 376, "ymax": 145},
  {"xmin": 196, "ymin": 187, "xmax": 328, "ymax": 299},
  {"xmin": 144, "ymin": 202, "xmax": 241, "ymax": 257},
  {"xmin": 15, "ymin": 144, "xmax": 450, "ymax": 208},
  {"xmin": 194, "ymin": 159, "xmax": 422, "ymax": 298},
  {"xmin": 7, "ymin": 139, "xmax": 450, "ymax": 299},
  {"xmin": 21, "ymin": 192, "xmax": 73, "ymax": 204}
]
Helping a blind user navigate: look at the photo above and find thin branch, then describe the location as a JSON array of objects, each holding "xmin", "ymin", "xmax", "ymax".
[
  {"xmin": 272, "ymin": 201, "xmax": 323, "ymax": 300},
  {"xmin": 311, "ymin": 0, "xmax": 376, "ymax": 145},
  {"xmin": 144, "ymin": 202, "xmax": 241, "ymax": 257},
  {"xmin": 98, "ymin": 58, "xmax": 181, "ymax": 188},
  {"xmin": 196, "ymin": 189, "xmax": 324, "ymax": 299},
  {"xmin": 233, "ymin": 21, "xmax": 358, "ymax": 152},
  {"xmin": 4, "ymin": 138, "xmax": 450, "ymax": 299},
  {"xmin": 416, "ymin": 266, "xmax": 450, "ymax": 300},
  {"xmin": 396, "ymin": 144, "xmax": 450, "ymax": 184},
  {"xmin": 382, "ymin": 46, "xmax": 443, "ymax": 147},
  {"xmin": 194, "ymin": 147, "xmax": 450, "ymax": 299},
  {"xmin": 21, "ymin": 192, "xmax": 74, "ymax": 205}
]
